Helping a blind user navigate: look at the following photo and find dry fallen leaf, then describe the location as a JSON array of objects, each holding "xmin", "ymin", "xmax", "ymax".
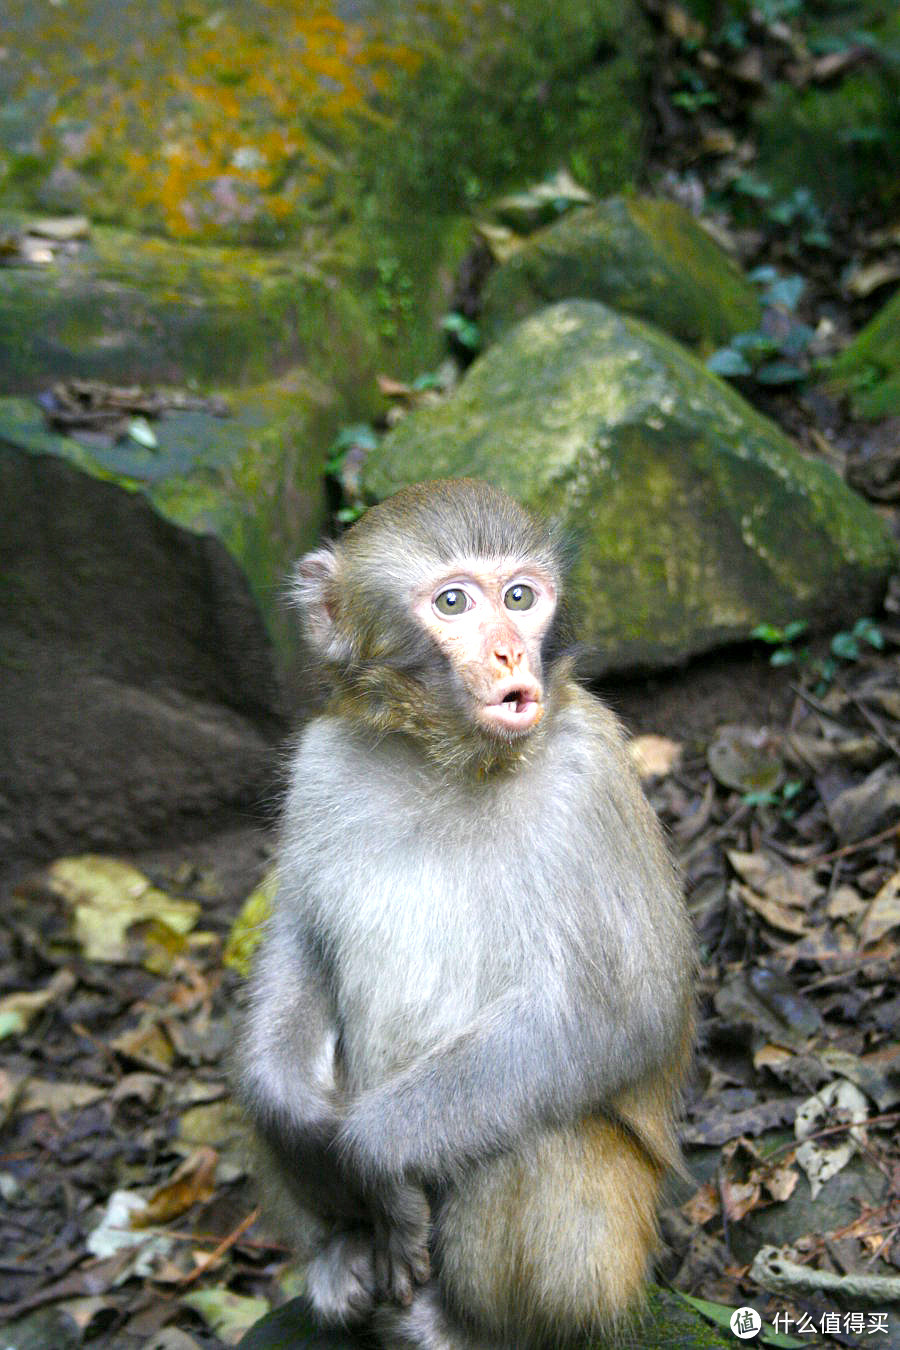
[
  {"xmin": 45, "ymin": 856, "xmax": 200, "ymax": 963},
  {"xmin": 727, "ymin": 849, "xmax": 822, "ymax": 910},
  {"xmin": 136, "ymin": 1147, "xmax": 219, "ymax": 1225},
  {"xmin": 860, "ymin": 870, "xmax": 900, "ymax": 946},
  {"xmin": 795, "ymin": 1079, "xmax": 868, "ymax": 1199},
  {"xmin": 0, "ymin": 968, "xmax": 76, "ymax": 1039},
  {"xmin": 682, "ymin": 1181, "xmax": 720, "ymax": 1225},
  {"xmin": 630, "ymin": 734, "xmax": 683, "ymax": 780},
  {"xmin": 732, "ymin": 881, "xmax": 812, "ymax": 936},
  {"xmin": 2, "ymin": 1074, "xmax": 105, "ymax": 1115}
]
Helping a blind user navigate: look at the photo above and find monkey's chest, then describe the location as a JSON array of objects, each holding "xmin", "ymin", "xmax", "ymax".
[{"xmin": 314, "ymin": 846, "xmax": 525, "ymax": 1090}]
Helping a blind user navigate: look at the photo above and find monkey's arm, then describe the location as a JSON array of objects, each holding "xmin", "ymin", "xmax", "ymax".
[
  {"xmin": 238, "ymin": 919, "xmax": 431, "ymax": 1303},
  {"xmin": 238, "ymin": 920, "xmax": 347, "ymax": 1172},
  {"xmin": 337, "ymin": 978, "xmax": 686, "ymax": 1187}
]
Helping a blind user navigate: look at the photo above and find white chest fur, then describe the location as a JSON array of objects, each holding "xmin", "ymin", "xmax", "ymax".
[{"xmin": 279, "ymin": 715, "xmax": 601, "ymax": 1089}]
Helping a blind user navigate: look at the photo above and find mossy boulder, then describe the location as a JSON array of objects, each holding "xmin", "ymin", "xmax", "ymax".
[
  {"xmin": 0, "ymin": 382, "xmax": 329, "ymax": 655},
  {"xmin": 0, "ymin": 442, "xmax": 285, "ymax": 869},
  {"xmin": 479, "ymin": 197, "xmax": 761, "ymax": 355},
  {"xmin": 752, "ymin": 9, "xmax": 900, "ymax": 216},
  {"xmin": 0, "ymin": 220, "xmax": 381, "ymax": 394},
  {"xmin": 364, "ymin": 300, "xmax": 896, "ymax": 674},
  {"xmin": 827, "ymin": 287, "xmax": 900, "ymax": 420}
]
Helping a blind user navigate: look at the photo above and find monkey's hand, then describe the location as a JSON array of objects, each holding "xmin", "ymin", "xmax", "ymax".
[{"xmin": 371, "ymin": 1179, "xmax": 431, "ymax": 1307}]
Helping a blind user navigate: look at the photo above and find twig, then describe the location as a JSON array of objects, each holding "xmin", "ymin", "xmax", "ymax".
[
  {"xmin": 851, "ymin": 694, "xmax": 900, "ymax": 759},
  {"xmin": 763, "ymin": 1110, "xmax": 900, "ymax": 1162},
  {"xmin": 176, "ymin": 1206, "xmax": 261, "ymax": 1287}
]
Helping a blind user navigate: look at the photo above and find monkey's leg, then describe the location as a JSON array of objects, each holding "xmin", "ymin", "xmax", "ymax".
[
  {"xmin": 373, "ymin": 1281, "xmax": 502, "ymax": 1350},
  {"xmin": 435, "ymin": 1114, "xmax": 666, "ymax": 1345}
]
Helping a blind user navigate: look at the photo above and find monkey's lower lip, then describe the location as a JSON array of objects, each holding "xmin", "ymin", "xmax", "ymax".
[{"xmin": 480, "ymin": 692, "xmax": 543, "ymax": 733}]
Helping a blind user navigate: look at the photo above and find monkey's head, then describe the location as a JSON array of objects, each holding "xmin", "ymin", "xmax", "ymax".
[{"xmin": 293, "ymin": 479, "xmax": 570, "ymax": 773}]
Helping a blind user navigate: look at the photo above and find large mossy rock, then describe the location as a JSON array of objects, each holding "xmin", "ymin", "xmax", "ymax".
[
  {"xmin": 0, "ymin": 384, "xmax": 329, "ymax": 655},
  {"xmin": 364, "ymin": 301, "xmax": 896, "ymax": 674},
  {"xmin": 0, "ymin": 445, "xmax": 286, "ymax": 870},
  {"xmin": 0, "ymin": 221, "xmax": 377, "ymax": 394},
  {"xmin": 479, "ymin": 197, "xmax": 761, "ymax": 355},
  {"xmin": 827, "ymin": 288, "xmax": 900, "ymax": 420}
]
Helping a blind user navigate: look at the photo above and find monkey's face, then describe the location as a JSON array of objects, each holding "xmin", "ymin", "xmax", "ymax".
[{"xmin": 411, "ymin": 558, "xmax": 557, "ymax": 740}]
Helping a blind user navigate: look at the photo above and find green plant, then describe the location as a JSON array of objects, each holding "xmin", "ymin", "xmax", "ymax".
[
  {"xmin": 766, "ymin": 187, "xmax": 831, "ymax": 249},
  {"xmin": 325, "ymin": 423, "xmax": 377, "ymax": 525},
  {"xmin": 743, "ymin": 779, "xmax": 805, "ymax": 819},
  {"xmin": 815, "ymin": 617, "xmax": 884, "ymax": 691},
  {"xmin": 750, "ymin": 619, "xmax": 809, "ymax": 666},
  {"xmin": 375, "ymin": 256, "xmax": 414, "ymax": 341},
  {"xmin": 671, "ymin": 69, "xmax": 718, "ymax": 113},
  {"xmin": 441, "ymin": 310, "xmax": 481, "ymax": 353},
  {"xmin": 707, "ymin": 268, "xmax": 813, "ymax": 386}
]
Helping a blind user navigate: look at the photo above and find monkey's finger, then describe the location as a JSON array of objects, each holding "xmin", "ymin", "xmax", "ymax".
[
  {"xmin": 373, "ymin": 1221, "xmax": 392, "ymax": 1297},
  {"xmin": 410, "ymin": 1245, "xmax": 431, "ymax": 1285},
  {"xmin": 390, "ymin": 1258, "xmax": 414, "ymax": 1307}
]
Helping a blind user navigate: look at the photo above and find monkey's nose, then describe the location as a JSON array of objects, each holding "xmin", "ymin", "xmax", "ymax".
[{"xmin": 490, "ymin": 628, "xmax": 525, "ymax": 669}]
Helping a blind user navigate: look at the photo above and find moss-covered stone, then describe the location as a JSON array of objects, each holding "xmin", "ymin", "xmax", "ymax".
[
  {"xmin": 753, "ymin": 7, "xmax": 900, "ymax": 216},
  {"xmin": 0, "ymin": 220, "xmax": 379, "ymax": 395},
  {"xmin": 359, "ymin": 1, "xmax": 649, "ymax": 221},
  {"xmin": 0, "ymin": 381, "xmax": 329, "ymax": 654},
  {"xmin": 479, "ymin": 197, "xmax": 761, "ymax": 355},
  {"xmin": 826, "ymin": 287, "xmax": 900, "ymax": 420},
  {"xmin": 364, "ymin": 300, "xmax": 896, "ymax": 674}
]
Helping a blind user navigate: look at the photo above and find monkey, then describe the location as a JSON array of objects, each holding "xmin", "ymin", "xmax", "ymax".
[{"xmin": 237, "ymin": 478, "xmax": 695, "ymax": 1349}]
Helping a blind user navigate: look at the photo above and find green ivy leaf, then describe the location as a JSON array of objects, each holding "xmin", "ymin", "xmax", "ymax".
[
  {"xmin": 762, "ymin": 275, "xmax": 805, "ymax": 310},
  {"xmin": 707, "ymin": 347, "xmax": 752, "ymax": 376},
  {"xmin": 755, "ymin": 360, "xmax": 805, "ymax": 385}
]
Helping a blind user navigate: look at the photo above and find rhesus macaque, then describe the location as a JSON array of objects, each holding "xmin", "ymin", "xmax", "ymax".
[{"xmin": 238, "ymin": 479, "xmax": 694, "ymax": 1349}]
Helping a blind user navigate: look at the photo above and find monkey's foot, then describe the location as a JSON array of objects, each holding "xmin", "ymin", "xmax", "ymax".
[
  {"xmin": 374, "ymin": 1283, "xmax": 499, "ymax": 1350},
  {"xmin": 305, "ymin": 1229, "xmax": 377, "ymax": 1327}
]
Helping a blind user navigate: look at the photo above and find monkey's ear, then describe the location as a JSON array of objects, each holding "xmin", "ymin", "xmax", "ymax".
[{"xmin": 291, "ymin": 546, "xmax": 353, "ymax": 663}]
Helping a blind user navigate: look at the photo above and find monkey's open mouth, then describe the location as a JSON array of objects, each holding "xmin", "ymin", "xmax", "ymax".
[{"xmin": 480, "ymin": 680, "xmax": 543, "ymax": 733}]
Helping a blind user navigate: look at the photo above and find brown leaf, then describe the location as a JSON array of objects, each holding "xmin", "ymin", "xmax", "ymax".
[
  {"xmin": 2, "ymin": 1074, "xmax": 105, "ymax": 1115},
  {"xmin": 708, "ymin": 725, "xmax": 782, "ymax": 794},
  {"xmin": 732, "ymin": 881, "xmax": 812, "ymax": 935},
  {"xmin": 860, "ymin": 871, "xmax": 900, "ymax": 946},
  {"xmin": 825, "ymin": 766, "xmax": 900, "ymax": 845},
  {"xmin": 682, "ymin": 1181, "xmax": 720, "ymax": 1225},
  {"xmin": 727, "ymin": 849, "xmax": 821, "ymax": 909},
  {"xmin": 683, "ymin": 1096, "xmax": 801, "ymax": 1145},
  {"xmin": 721, "ymin": 1175, "xmax": 760, "ymax": 1222},
  {"xmin": 136, "ymin": 1147, "xmax": 219, "ymax": 1226},
  {"xmin": 630, "ymin": 734, "xmax": 683, "ymax": 780},
  {"xmin": 111, "ymin": 1016, "xmax": 174, "ymax": 1071}
]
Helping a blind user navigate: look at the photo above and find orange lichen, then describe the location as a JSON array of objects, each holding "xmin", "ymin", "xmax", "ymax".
[{"xmin": 3, "ymin": 0, "xmax": 422, "ymax": 238}]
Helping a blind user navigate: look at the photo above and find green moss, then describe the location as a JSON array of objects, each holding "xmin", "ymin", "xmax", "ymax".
[
  {"xmin": 0, "ymin": 383, "xmax": 329, "ymax": 655},
  {"xmin": 754, "ymin": 65, "xmax": 900, "ymax": 213},
  {"xmin": 363, "ymin": 0, "xmax": 649, "ymax": 218},
  {"xmin": 480, "ymin": 196, "xmax": 761, "ymax": 355},
  {"xmin": 827, "ymin": 287, "xmax": 900, "ymax": 419}
]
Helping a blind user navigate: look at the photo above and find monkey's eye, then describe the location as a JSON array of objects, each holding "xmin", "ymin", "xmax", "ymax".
[
  {"xmin": 504, "ymin": 584, "xmax": 536, "ymax": 611},
  {"xmin": 434, "ymin": 588, "xmax": 471, "ymax": 616}
]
